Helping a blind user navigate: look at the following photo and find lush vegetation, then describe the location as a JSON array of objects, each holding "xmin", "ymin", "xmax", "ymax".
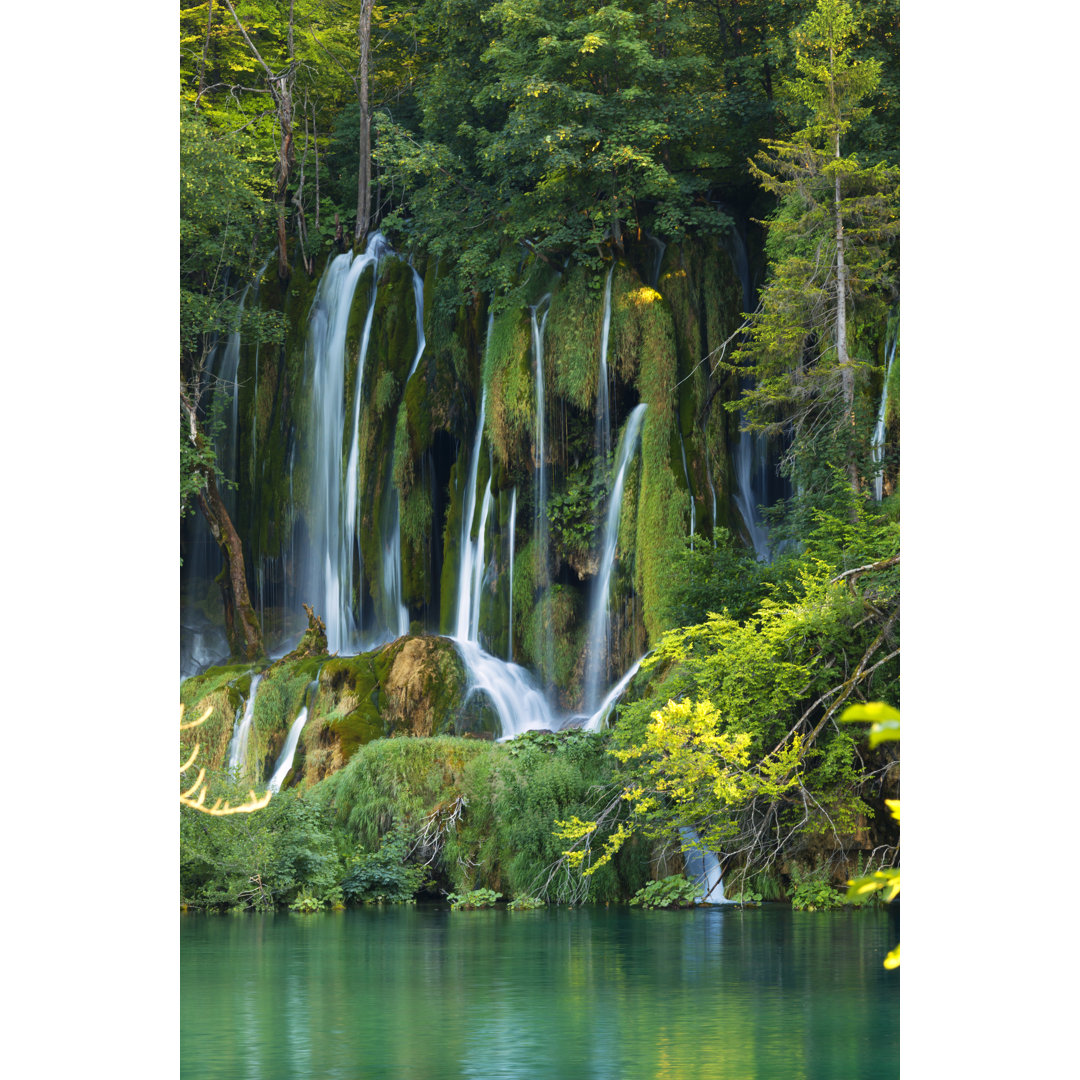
[{"xmin": 180, "ymin": 0, "xmax": 899, "ymax": 912}]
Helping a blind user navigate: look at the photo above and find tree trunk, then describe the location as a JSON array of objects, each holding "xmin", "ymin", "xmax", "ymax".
[
  {"xmin": 196, "ymin": 477, "xmax": 264, "ymax": 662},
  {"xmin": 355, "ymin": 0, "xmax": 374, "ymax": 245},
  {"xmin": 182, "ymin": 388, "xmax": 264, "ymax": 660},
  {"xmin": 831, "ymin": 47, "xmax": 858, "ymax": 503}
]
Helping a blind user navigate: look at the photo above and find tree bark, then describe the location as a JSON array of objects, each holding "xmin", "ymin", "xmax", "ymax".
[
  {"xmin": 222, "ymin": 0, "xmax": 295, "ymax": 280},
  {"xmin": 355, "ymin": 0, "xmax": 375, "ymax": 245},
  {"xmin": 182, "ymin": 389, "xmax": 264, "ymax": 661},
  {"xmin": 830, "ymin": 47, "xmax": 858, "ymax": 504}
]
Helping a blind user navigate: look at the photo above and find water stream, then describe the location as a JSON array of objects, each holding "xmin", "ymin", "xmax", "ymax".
[
  {"xmin": 582, "ymin": 404, "xmax": 647, "ymax": 714},
  {"xmin": 872, "ymin": 331, "xmax": 899, "ymax": 501},
  {"xmin": 226, "ymin": 673, "xmax": 263, "ymax": 779}
]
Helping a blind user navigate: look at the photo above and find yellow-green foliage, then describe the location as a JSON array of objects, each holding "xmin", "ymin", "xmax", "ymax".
[
  {"xmin": 485, "ymin": 304, "xmax": 533, "ymax": 468},
  {"xmin": 609, "ymin": 277, "xmax": 684, "ymax": 643},
  {"xmin": 545, "ymin": 266, "xmax": 603, "ymax": 410}
]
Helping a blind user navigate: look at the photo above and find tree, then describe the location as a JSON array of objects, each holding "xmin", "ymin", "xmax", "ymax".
[
  {"xmin": 733, "ymin": 0, "xmax": 898, "ymax": 502},
  {"xmin": 181, "ymin": 104, "xmax": 279, "ymax": 660}
]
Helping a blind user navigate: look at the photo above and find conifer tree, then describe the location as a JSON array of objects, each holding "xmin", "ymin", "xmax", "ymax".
[{"xmin": 734, "ymin": 0, "xmax": 898, "ymax": 500}]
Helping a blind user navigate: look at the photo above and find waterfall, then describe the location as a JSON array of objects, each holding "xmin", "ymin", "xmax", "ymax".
[
  {"xmin": 454, "ymin": 381, "xmax": 488, "ymax": 641},
  {"xmin": 582, "ymin": 403, "xmax": 648, "ymax": 713},
  {"xmin": 506, "ymin": 487, "xmax": 517, "ymax": 661},
  {"xmin": 382, "ymin": 480, "xmax": 410, "ymax": 639},
  {"xmin": 267, "ymin": 674, "xmax": 320, "ymax": 794},
  {"xmin": 703, "ymin": 435, "xmax": 719, "ymax": 545},
  {"xmin": 679, "ymin": 827, "xmax": 730, "ymax": 904},
  {"xmin": 733, "ymin": 429, "xmax": 771, "ymax": 560},
  {"xmin": 226, "ymin": 673, "xmax": 263, "ymax": 778},
  {"xmin": 584, "ymin": 653, "xmax": 645, "ymax": 732},
  {"xmin": 267, "ymin": 709, "xmax": 308, "ymax": 794},
  {"xmin": 298, "ymin": 232, "xmax": 386, "ymax": 655},
  {"xmin": 407, "ymin": 267, "xmax": 427, "ymax": 380},
  {"xmin": 597, "ymin": 267, "xmax": 614, "ymax": 464},
  {"xmin": 530, "ymin": 296, "xmax": 553, "ymax": 685},
  {"xmin": 872, "ymin": 332, "xmax": 899, "ymax": 501},
  {"xmin": 645, "ymin": 233, "xmax": 666, "ymax": 288},
  {"xmin": 468, "ymin": 479, "xmax": 494, "ymax": 644}
]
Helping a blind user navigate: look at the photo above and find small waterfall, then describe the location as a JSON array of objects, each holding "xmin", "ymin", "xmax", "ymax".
[
  {"xmin": 596, "ymin": 266, "xmax": 614, "ymax": 464},
  {"xmin": 582, "ymin": 403, "xmax": 647, "ymax": 713},
  {"xmin": 506, "ymin": 487, "xmax": 517, "ymax": 661},
  {"xmin": 407, "ymin": 267, "xmax": 427, "ymax": 380},
  {"xmin": 679, "ymin": 826, "xmax": 730, "ymax": 904},
  {"xmin": 226, "ymin": 673, "xmax": 263, "ymax": 778},
  {"xmin": 733, "ymin": 428, "xmax": 771, "ymax": 560},
  {"xmin": 382, "ymin": 481, "xmax": 410, "ymax": 639},
  {"xmin": 645, "ymin": 233, "xmax": 666, "ymax": 288},
  {"xmin": 267, "ymin": 674, "xmax": 320, "ymax": 794},
  {"xmin": 454, "ymin": 639, "xmax": 558, "ymax": 740},
  {"xmin": 530, "ymin": 296, "xmax": 553, "ymax": 685},
  {"xmin": 584, "ymin": 653, "xmax": 645, "ymax": 732},
  {"xmin": 703, "ymin": 435, "xmax": 719, "ymax": 545},
  {"xmin": 678, "ymin": 430, "xmax": 695, "ymax": 550},
  {"xmin": 872, "ymin": 331, "xmax": 898, "ymax": 501},
  {"xmin": 454, "ymin": 383, "xmax": 488, "ymax": 641},
  {"xmin": 469, "ymin": 479, "xmax": 494, "ymax": 644}
]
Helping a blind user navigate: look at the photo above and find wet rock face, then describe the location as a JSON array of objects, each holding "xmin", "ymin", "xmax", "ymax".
[{"xmin": 381, "ymin": 635, "xmax": 468, "ymax": 737}]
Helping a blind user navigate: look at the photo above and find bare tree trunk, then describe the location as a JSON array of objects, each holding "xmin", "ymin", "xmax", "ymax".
[
  {"xmin": 830, "ymin": 47, "xmax": 858, "ymax": 503},
  {"xmin": 197, "ymin": 0, "xmax": 214, "ymax": 103},
  {"xmin": 222, "ymin": 0, "xmax": 295, "ymax": 280},
  {"xmin": 356, "ymin": 0, "xmax": 374, "ymax": 245}
]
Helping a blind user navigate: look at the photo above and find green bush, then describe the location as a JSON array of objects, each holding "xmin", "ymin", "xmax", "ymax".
[
  {"xmin": 630, "ymin": 875, "xmax": 704, "ymax": 909},
  {"xmin": 507, "ymin": 896, "xmax": 545, "ymax": 910},
  {"xmin": 447, "ymin": 888, "xmax": 502, "ymax": 910},
  {"xmin": 340, "ymin": 830, "xmax": 426, "ymax": 904},
  {"xmin": 788, "ymin": 863, "xmax": 843, "ymax": 911}
]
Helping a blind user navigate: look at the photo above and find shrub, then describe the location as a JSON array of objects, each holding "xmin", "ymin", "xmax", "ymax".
[{"xmin": 629, "ymin": 875, "xmax": 704, "ymax": 909}]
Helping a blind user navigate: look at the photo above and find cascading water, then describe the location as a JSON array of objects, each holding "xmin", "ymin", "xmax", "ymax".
[
  {"xmin": 454, "ymin": 379, "xmax": 489, "ymax": 642},
  {"xmin": 584, "ymin": 653, "xmax": 646, "ymax": 732},
  {"xmin": 733, "ymin": 429, "xmax": 772, "ymax": 560},
  {"xmin": 596, "ymin": 266, "xmax": 614, "ymax": 464},
  {"xmin": 407, "ymin": 267, "xmax": 427, "ymax": 380},
  {"xmin": 506, "ymin": 487, "xmax": 517, "ymax": 661},
  {"xmin": 226, "ymin": 673, "xmax": 263, "ymax": 778},
  {"xmin": 582, "ymin": 404, "xmax": 648, "ymax": 713},
  {"xmin": 872, "ymin": 331, "xmax": 898, "ymax": 501},
  {"xmin": 297, "ymin": 233, "xmax": 386, "ymax": 654},
  {"xmin": 679, "ymin": 826, "xmax": 730, "ymax": 904},
  {"xmin": 267, "ymin": 673, "xmax": 321, "ymax": 793},
  {"xmin": 468, "ymin": 479, "xmax": 494, "ymax": 644},
  {"xmin": 645, "ymin": 233, "xmax": 666, "ymax": 289},
  {"xmin": 381, "ymin": 476, "xmax": 410, "ymax": 639},
  {"xmin": 530, "ymin": 296, "xmax": 554, "ymax": 686}
]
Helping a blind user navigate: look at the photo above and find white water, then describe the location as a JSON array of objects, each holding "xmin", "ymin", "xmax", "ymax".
[
  {"xmin": 583, "ymin": 653, "xmax": 645, "ymax": 732},
  {"xmin": 506, "ymin": 487, "xmax": 517, "ymax": 661},
  {"xmin": 407, "ymin": 267, "xmax": 427, "ymax": 380},
  {"xmin": 226, "ymin": 673, "xmax": 263, "ymax": 778},
  {"xmin": 530, "ymin": 296, "xmax": 554, "ymax": 685},
  {"xmin": 582, "ymin": 403, "xmax": 648, "ymax": 713},
  {"xmin": 679, "ymin": 826, "xmax": 730, "ymax": 904},
  {"xmin": 733, "ymin": 428, "xmax": 771, "ymax": 560},
  {"xmin": 596, "ymin": 266, "xmax": 614, "ymax": 464},
  {"xmin": 454, "ymin": 378, "xmax": 488, "ymax": 641},
  {"xmin": 267, "ymin": 708, "xmax": 309, "ymax": 794},
  {"xmin": 382, "ymin": 482, "xmax": 410, "ymax": 639},
  {"xmin": 703, "ymin": 435, "xmax": 719, "ymax": 545},
  {"xmin": 645, "ymin": 233, "xmax": 666, "ymax": 288},
  {"xmin": 299, "ymin": 233, "xmax": 386, "ymax": 654},
  {"xmin": 872, "ymin": 332, "xmax": 898, "ymax": 501}
]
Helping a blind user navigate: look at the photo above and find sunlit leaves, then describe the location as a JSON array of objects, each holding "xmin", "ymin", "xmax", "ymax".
[{"xmin": 840, "ymin": 700, "xmax": 900, "ymax": 746}]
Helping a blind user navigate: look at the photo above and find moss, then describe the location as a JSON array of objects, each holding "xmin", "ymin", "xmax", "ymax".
[
  {"xmin": 485, "ymin": 304, "xmax": 534, "ymax": 469},
  {"xmin": 180, "ymin": 663, "xmax": 257, "ymax": 773},
  {"xmin": 545, "ymin": 265, "xmax": 604, "ymax": 411},
  {"xmin": 250, "ymin": 657, "xmax": 322, "ymax": 782},
  {"xmin": 521, "ymin": 582, "xmax": 584, "ymax": 702}
]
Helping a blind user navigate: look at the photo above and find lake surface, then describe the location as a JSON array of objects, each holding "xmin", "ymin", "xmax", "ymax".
[{"xmin": 181, "ymin": 904, "xmax": 899, "ymax": 1079}]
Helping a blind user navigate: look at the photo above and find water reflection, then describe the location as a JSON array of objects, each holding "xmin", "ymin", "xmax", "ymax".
[{"xmin": 181, "ymin": 905, "xmax": 898, "ymax": 1079}]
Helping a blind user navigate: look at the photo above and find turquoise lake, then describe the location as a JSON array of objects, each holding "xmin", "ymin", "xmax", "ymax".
[{"xmin": 181, "ymin": 904, "xmax": 899, "ymax": 1079}]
